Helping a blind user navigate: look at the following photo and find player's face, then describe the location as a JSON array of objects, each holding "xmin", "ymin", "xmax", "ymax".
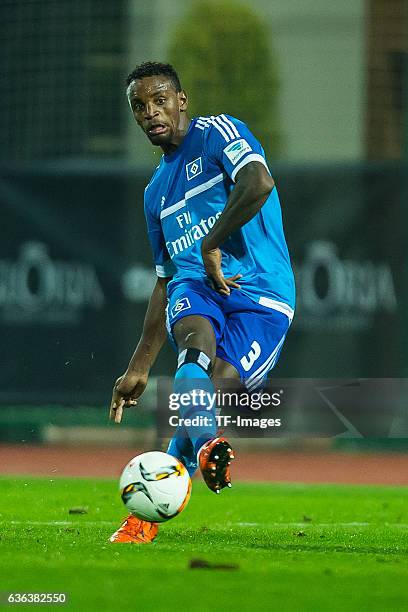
[{"xmin": 127, "ymin": 76, "xmax": 188, "ymax": 147}]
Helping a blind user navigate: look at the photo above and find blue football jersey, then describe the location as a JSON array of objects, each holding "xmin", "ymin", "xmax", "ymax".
[{"xmin": 144, "ymin": 114, "xmax": 295, "ymax": 318}]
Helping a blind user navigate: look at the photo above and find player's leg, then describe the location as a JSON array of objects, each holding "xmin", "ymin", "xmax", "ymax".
[
  {"xmin": 172, "ymin": 315, "xmax": 235, "ymax": 493},
  {"xmin": 163, "ymin": 281, "xmax": 222, "ymax": 473},
  {"xmin": 166, "ymin": 355, "xmax": 239, "ymax": 483},
  {"xmin": 166, "ymin": 424, "xmax": 196, "ymax": 476},
  {"xmin": 192, "ymin": 356, "xmax": 239, "ymax": 490},
  {"xmin": 171, "ymin": 314, "xmax": 218, "ymax": 452},
  {"xmin": 165, "ymin": 315, "xmax": 216, "ymax": 477},
  {"xmin": 169, "ymin": 310, "xmax": 235, "ymax": 492}
]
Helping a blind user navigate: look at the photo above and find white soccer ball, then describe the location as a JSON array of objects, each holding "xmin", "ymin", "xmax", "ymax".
[{"xmin": 119, "ymin": 451, "xmax": 192, "ymax": 523}]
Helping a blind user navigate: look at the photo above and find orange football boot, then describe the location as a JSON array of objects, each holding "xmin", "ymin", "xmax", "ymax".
[
  {"xmin": 109, "ymin": 514, "xmax": 158, "ymax": 543},
  {"xmin": 198, "ymin": 436, "xmax": 235, "ymax": 494}
]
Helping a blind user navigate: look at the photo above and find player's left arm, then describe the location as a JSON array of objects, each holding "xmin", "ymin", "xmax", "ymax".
[{"xmin": 201, "ymin": 161, "xmax": 274, "ymax": 295}]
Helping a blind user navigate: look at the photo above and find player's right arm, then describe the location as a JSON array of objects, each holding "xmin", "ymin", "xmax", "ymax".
[{"xmin": 109, "ymin": 275, "xmax": 170, "ymax": 423}]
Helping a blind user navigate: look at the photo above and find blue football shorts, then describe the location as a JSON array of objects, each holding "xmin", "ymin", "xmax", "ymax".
[{"xmin": 166, "ymin": 279, "xmax": 291, "ymax": 391}]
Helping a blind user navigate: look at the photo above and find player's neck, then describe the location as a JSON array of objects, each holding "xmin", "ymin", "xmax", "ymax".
[{"xmin": 161, "ymin": 116, "xmax": 191, "ymax": 156}]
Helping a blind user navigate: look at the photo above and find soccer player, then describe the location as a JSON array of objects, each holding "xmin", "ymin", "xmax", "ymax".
[{"xmin": 109, "ymin": 62, "xmax": 295, "ymax": 543}]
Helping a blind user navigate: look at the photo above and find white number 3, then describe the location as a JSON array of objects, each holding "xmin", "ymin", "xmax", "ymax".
[{"xmin": 240, "ymin": 341, "xmax": 261, "ymax": 372}]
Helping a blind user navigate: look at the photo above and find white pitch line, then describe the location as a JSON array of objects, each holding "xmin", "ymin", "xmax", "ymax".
[
  {"xmin": 232, "ymin": 522, "xmax": 408, "ymax": 529},
  {"xmin": 0, "ymin": 520, "xmax": 407, "ymax": 529},
  {"xmin": 0, "ymin": 520, "xmax": 115, "ymax": 527}
]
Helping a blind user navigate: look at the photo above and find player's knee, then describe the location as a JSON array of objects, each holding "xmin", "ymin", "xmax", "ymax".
[
  {"xmin": 173, "ymin": 316, "xmax": 216, "ymax": 359},
  {"xmin": 176, "ymin": 347, "xmax": 213, "ymax": 378}
]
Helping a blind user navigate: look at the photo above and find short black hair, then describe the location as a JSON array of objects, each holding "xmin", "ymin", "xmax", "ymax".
[{"xmin": 126, "ymin": 61, "xmax": 182, "ymax": 92}]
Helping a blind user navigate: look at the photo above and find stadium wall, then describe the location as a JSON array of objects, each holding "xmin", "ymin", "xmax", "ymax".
[{"xmin": 0, "ymin": 161, "xmax": 406, "ymax": 406}]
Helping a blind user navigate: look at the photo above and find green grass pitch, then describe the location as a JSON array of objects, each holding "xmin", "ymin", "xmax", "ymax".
[{"xmin": 1, "ymin": 477, "xmax": 408, "ymax": 611}]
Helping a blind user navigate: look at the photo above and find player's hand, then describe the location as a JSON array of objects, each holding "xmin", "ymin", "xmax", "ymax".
[
  {"xmin": 201, "ymin": 246, "xmax": 241, "ymax": 296},
  {"xmin": 109, "ymin": 371, "xmax": 148, "ymax": 424}
]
